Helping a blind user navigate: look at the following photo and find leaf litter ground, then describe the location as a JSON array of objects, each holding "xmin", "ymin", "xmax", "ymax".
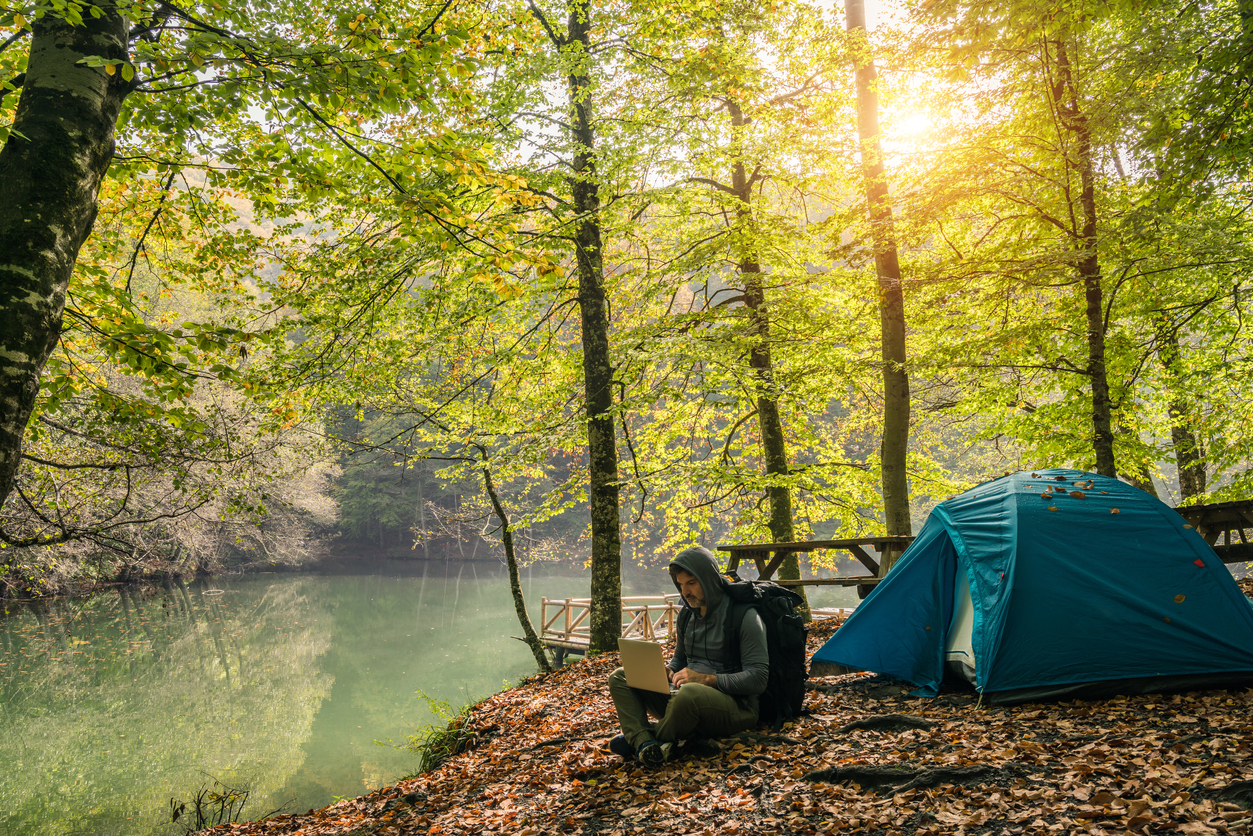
[{"xmin": 210, "ymin": 578, "xmax": 1253, "ymax": 836}]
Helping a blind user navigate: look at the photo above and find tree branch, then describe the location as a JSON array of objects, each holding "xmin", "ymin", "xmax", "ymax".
[
  {"xmin": 0, "ymin": 28, "xmax": 29, "ymax": 56},
  {"xmin": 686, "ymin": 176, "xmax": 739, "ymax": 197},
  {"xmin": 525, "ymin": 0, "xmax": 566, "ymax": 48},
  {"xmin": 125, "ymin": 168, "xmax": 179, "ymax": 292},
  {"xmin": 721, "ymin": 409, "xmax": 758, "ymax": 464},
  {"xmin": 295, "ymin": 98, "xmax": 409, "ymax": 195}
]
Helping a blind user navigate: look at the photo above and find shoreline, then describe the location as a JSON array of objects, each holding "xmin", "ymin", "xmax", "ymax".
[
  {"xmin": 0, "ymin": 548, "xmax": 585, "ymax": 602},
  {"xmin": 209, "ymin": 593, "xmax": 1253, "ymax": 836}
]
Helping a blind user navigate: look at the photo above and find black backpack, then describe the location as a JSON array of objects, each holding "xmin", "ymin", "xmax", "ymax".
[{"xmin": 676, "ymin": 576, "xmax": 809, "ymax": 731}]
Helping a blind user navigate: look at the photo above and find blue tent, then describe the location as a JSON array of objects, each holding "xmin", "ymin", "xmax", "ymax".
[{"xmin": 812, "ymin": 469, "xmax": 1253, "ymax": 703}]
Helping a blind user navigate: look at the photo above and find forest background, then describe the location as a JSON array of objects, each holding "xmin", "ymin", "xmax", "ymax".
[{"xmin": 1, "ymin": 0, "xmax": 1250, "ymax": 650}]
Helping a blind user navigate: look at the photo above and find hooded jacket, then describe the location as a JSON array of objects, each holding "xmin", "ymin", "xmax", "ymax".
[{"xmin": 668, "ymin": 546, "xmax": 769, "ymax": 702}]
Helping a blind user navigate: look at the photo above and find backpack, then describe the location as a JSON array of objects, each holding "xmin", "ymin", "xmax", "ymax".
[{"xmin": 676, "ymin": 576, "xmax": 809, "ymax": 731}]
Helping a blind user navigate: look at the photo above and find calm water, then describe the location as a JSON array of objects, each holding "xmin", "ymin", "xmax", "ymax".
[{"xmin": 0, "ymin": 564, "xmax": 607, "ymax": 836}]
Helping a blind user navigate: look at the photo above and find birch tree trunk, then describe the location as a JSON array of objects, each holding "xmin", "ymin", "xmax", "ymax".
[{"xmin": 0, "ymin": 6, "xmax": 135, "ymax": 508}]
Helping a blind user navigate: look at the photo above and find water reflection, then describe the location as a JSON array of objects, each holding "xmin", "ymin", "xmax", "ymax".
[{"xmin": 0, "ymin": 565, "xmax": 594, "ymax": 836}]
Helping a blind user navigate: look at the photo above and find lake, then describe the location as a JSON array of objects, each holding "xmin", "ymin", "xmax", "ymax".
[{"xmin": 0, "ymin": 560, "xmax": 860, "ymax": 836}]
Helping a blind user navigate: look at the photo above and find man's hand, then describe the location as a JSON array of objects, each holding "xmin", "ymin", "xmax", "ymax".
[{"xmin": 670, "ymin": 668, "xmax": 717, "ymax": 688}]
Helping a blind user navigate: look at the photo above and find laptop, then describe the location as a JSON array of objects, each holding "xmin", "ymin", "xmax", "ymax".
[{"xmin": 618, "ymin": 638, "xmax": 679, "ymax": 694}]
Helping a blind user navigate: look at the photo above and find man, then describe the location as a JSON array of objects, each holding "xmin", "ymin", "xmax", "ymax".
[{"xmin": 606, "ymin": 545, "xmax": 768, "ymax": 767}]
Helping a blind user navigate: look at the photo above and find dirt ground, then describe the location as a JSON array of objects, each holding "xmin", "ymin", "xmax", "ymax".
[{"xmin": 207, "ymin": 578, "xmax": 1253, "ymax": 836}]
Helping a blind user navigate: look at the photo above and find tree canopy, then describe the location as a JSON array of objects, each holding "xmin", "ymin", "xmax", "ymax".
[{"xmin": 3, "ymin": 0, "xmax": 1253, "ymax": 595}]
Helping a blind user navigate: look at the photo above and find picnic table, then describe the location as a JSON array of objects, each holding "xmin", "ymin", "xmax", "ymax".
[
  {"xmin": 716, "ymin": 536, "xmax": 915, "ymax": 595},
  {"xmin": 1174, "ymin": 500, "xmax": 1253, "ymax": 564}
]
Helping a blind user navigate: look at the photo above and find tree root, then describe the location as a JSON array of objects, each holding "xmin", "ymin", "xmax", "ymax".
[
  {"xmin": 836, "ymin": 714, "xmax": 935, "ymax": 734},
  {"xmin": 804, "ymin": 763, "xmax": 995, "ymax": 794},
  {"xmin": 1214, "ymin": 780, "xmax": 1253, "ymax": 809}
]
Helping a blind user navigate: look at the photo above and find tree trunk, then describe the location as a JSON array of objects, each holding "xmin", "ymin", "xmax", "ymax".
[
  {"xmin": 727, "ymin": 100, "xmax": 808, "ymax": 617},
  {"xmin": 1157, "ymin": 321, "xmax": 1207, "ymax": 499},
  {"xmin": 565, "ymin": 0, "xmax": 622, "ymax": 654},
  {"xmin": 0, "ymin": 6, "xmax": 135, "ymax": 508},
  {"xmin": 1170, "ymin": 411, "xmax": 1207, "ymax": 499},
  {"xmin": 479, "ymin": 451, "xmax": 552, "ymax": 673},
  {"xmin": 1052, "ymin": 39, "xmax": 1116, "ymax": 478},
  {"xmin": 846, "ymin": 0, "xmax": 912, "ymax": 550}
]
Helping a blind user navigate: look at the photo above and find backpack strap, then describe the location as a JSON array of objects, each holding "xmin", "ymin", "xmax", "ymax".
[
  {"xmin": 723, "ymin": 600, "xmax": 754, "ymax": 670},
  {"xmin": 676, "ymin": 606, "xmax": 691, "ymax": 658}
]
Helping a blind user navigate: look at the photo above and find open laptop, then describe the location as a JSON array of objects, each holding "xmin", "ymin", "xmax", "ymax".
[{"xmin": 618, "ymin": 638, "xmax": 679, "ymax": 694}]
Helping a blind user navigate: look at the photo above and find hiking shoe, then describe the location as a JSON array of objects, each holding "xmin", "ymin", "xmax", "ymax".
[
  {"xmin": 608, "ymin": 734, "xmax": 635, "ymax": 760},
  {"xmin": 637, "ymin": 741, "xmax": 667, "ymax": 768}
]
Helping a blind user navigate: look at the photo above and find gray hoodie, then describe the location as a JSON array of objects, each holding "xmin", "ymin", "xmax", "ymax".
[{"xmin": 668, "ymin": 546, "xmax": 769, "ymax": 702}]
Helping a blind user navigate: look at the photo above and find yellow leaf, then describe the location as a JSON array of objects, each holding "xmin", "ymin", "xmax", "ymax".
[{"xmin": 105, "ymin": 63, "xmax": 116, "ymax": 76}]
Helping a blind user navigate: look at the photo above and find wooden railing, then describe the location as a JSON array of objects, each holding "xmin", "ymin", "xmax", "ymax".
[
  {"xmin": 534, "ymin": 592, "xmax": 856, "ymax": 664},
  {"xmin": 538, "ymin": 594, "xmax": 683, "ymax": 656}
]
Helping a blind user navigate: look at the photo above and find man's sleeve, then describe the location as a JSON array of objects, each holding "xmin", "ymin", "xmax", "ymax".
[{"xmin": 715, "ymin": 609, "xmax": 768, "ymax": 695}]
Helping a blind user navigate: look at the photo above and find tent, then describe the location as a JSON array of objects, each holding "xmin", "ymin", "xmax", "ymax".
[{"xmin": 812, "ymin": 469, "xmax": 1253, "ymax": 704}]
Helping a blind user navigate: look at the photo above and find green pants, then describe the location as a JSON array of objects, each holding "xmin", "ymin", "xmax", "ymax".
[{"xmin": 607, "ymin": 667, "xmax": 759, "ymax": 750}]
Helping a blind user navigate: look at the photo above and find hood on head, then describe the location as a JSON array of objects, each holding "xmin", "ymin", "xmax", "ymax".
[{"xmin": 669, "ymin": 545, "xmax": 727, "ymax": 612}]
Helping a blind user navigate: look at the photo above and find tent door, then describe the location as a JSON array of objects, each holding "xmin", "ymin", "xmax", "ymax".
[{"xmin": 945, "ymin": 562, "xmax": 977, "ymax": 684}]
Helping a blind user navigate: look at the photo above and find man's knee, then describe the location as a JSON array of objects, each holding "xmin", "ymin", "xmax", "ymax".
[
  {"xmin": 666, "ymin": 683, "xmax": 710, "ymax": 717},
  {"xmin": 606, "ymin": 671, "xmax": 636, "ymax": 701}
]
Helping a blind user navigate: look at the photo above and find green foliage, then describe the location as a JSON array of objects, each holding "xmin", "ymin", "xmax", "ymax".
[
  {"xmin": 6, "ymin": 0, "xmax": 1253, "ymax": 595},
  {"xmin": 169, "ymin": 778, "xmax": 251, "ymax": 834},
  {"xmin": 396, "ymin": 691, "xmax": 477, "ymax": 776},
  {"xmin": 883, "ymin": 0, "xmax": 1253, "ymax": 497}
]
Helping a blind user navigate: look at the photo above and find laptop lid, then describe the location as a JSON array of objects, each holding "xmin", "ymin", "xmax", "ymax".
[{"xmin": 617, "ymin": 638, "xmax": 674, "ymax": 694}]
